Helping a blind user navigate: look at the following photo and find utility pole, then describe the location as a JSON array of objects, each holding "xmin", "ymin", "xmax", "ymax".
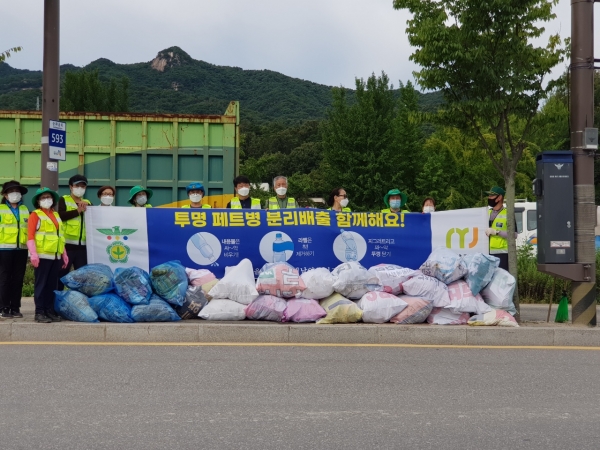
[{"xmin": 40, "ymin": 0, "xmax": 60, "ymax": 191}]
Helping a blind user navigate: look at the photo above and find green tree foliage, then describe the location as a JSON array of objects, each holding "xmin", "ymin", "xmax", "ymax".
[
  {"xmin": 0, "ymin": 47, "xmax": 21, "ymax": 63},
  {"xmin": 61, "ymin": 69, "xmax": 129, "ymax": 112}
]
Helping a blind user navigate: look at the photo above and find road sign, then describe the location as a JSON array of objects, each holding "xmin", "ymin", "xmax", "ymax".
[{"xmin": 49, "ymin": 120, "xmax": 66, "ymax": 161}]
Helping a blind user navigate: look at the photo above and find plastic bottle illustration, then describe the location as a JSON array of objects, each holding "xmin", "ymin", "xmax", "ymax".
[
  {"xmin": 191, "ymin": 233, "xmax": 218, "ymax": 265},
  {"xmin": 272, "ymin": 233, "xmax": 287, "ymax": 262},
  {"xmin": 340, "ymin": 230, "xmax": 358, "ymax": 261}
]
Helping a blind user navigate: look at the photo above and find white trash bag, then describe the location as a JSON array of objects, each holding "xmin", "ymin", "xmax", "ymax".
[
  {"xmin": 198, "ymin": 299, "xmax": 246, "ymax": 321},
  {"xmin": 208, "ymin": 258, "xmax": 259, "ymax": 305},
  {"xmin": 367, "ymin": 264, "xmax": 420, "ymax": 295},
  {"xmin": 419, "ymin": 247, "xmax": 467, "ymax": 284},
  {"xmin": 427, "ymin": 307, "xmax": 469, "ymax": 325},
  {"xmin": 331, "ymin": 261, "xmax": 381, "ymax": 300},
  {"xmin": 298, "ymin": 268, "xmax": 335, "ymax": 300},
  {"xmin": 357, "ymin": 291, "xmax": 408, "ymax": 323},
  {"xmin": 401, "ymin": 274, "xmax": 451, "ymax": 307},
  {"xmin": 446, "ymin": 280, "xmax": 492, "ymax": 314},
  {"xmin": 480, "ymin": 268, "xmax": 517, "ymax": 315}
]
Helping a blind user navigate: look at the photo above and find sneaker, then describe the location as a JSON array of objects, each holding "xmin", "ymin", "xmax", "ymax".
[
  {"xmin": 34, "ymin": 313, "xmax": 52, "ymax": 323},
  {"xmin": 10, "ymin": 309, "xmax": 23, "ymax": 318},
  {"xmin": 0, "ymin": 308, "xmax": 13, "ymax": 319},
  {"xmin": 46, "ymin": 311, "xmax": 62, "ymax": 322}
]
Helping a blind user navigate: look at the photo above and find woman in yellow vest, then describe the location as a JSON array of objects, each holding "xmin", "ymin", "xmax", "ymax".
[
  {"xmin": 0, "ymin": 181, "xmax": 30, "ymax": 319},
  {"xmin": 381, "ymin": 188, "xmax": 410, "ymax": 213},
  {"xmin": 182, "ymin": 182, "xmax": 212, "ymax": 209},
  {"xmin": 128, "ymin": 185, "xmax": 153, "ymax": 208},
  {"xmin": 327, "ymin": 187, "xmax": 351, "ymax": 212},
  {"xmin": 267, "ymin": 176, "xmax": 298, "ymax": 209},
  {"xmin": 27, "ymin": 188, "xmax": 68, "ymax": 323}
]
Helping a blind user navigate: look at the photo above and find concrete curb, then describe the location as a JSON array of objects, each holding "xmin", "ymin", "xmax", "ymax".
[{"xmin": 1, "ymin": 321, "xmax": 600, "ymax": 346}]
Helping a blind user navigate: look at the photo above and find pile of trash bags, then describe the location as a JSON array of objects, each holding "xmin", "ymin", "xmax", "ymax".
[{"xmin": 53, "ymin": 248, "xmax": 518, "ymax": 327}]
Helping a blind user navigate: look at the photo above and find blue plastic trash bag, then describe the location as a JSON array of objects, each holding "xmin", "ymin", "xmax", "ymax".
[
  {"xmin": 54, "ymin": 290, "xmax": 99, "ymax": 323},
  {"xmin": 88, "ymin": 293, "xmax": 135, "ymax": 323},
  {"xmin": 60, "ymin": 263, "xmax": 114, "ymax": 297},
  {"xmin": 114, "ymin": 267, "xmax": 152, "ymax": 305},
  {"xmin": 150, "ymin": 261, "xmax": 188, "ymax": 306},
  {"xmin": 131, "ymin": 295, "xmax": 181, "ymax": 322},
  {"xmin": 462, "ymin": 253, "xmax": 500, "ymax": 295}
]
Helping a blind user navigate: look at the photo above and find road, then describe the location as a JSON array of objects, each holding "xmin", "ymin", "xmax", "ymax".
[{"xmin": 0, "ymin": 344, "xmax": 599, "ymax": 450}]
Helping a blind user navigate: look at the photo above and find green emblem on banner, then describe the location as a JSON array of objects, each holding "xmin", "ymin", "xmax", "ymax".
[{"xmin": 96, "ymin": 226, "xmax": 137, "ymax": 264}]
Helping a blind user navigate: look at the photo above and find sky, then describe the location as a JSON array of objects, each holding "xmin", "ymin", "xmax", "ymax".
[{"xmin": 0, "ymin": 0, "xmax": 586, "ymax": 90}]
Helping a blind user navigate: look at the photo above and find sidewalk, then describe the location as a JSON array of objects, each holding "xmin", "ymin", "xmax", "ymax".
[{"xmin": 1, "ymin": 298, "xmax": 599, "ymax": 346}]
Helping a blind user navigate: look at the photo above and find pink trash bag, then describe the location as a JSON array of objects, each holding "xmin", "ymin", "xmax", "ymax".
[
  {"xmin": 244, "ymin": 295, "xmax": 287, "ymax": 322},
  {"xmin": 283, "ymin": 299, "xmax": 327, "ymax": 323},
  {"xmin": 446, "ymin": 280, "xmax": 492, "ymax": 314},
  {"xmin": 256, "ymin": 262, "xmax": 306, "ymax": 298},
  {"xmin": 185, "ymin": 268, "xmax": 216, "ymax": 287},
  {"xmin": 390, "ymin": 296, "xmax": 433, "ymax": 324}
]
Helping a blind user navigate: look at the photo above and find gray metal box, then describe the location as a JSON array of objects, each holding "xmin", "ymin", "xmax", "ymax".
[{"xmin": 534, "ymin": 151, "xmax": 575, "ymax": 264}]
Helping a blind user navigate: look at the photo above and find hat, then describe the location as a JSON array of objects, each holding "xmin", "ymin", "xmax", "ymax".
[
  {"xmin": 186, "ymin": 182, "xmax": 205, "ymax": 194},
  {"xmin": 383, "ymin": 188, "xmax": 408, "ymax": 208},
  {"xmin": 1, "ymin": 180, "xmax": 28, "ymax": 196},
  {"xmin": 486, "ymin": 186, "xmax": 506, "ymax": 197},
  {"xmin": 69, "ymin": 174, "xmax": 88, "ymax": 186},
  {"xmin": 31, "ymin": 187, "xmax": 59, "ymax": 209},
  {"xmin": 97, "ymin": 185, "xmax": 115, "ymax": 198},
  {"xmin": 128, "ymin": 185, "xmax": 153, "ymax": 204}
]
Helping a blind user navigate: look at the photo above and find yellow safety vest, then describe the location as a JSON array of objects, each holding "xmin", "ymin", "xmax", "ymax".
[
  {"xmin": 34, "ymin": 209, "xmax": 65, "ymax": 260},
  {"xmin": 131, "ymin": 204, "xmax": 152, "ymax": 208},
  {"xmin": 63, "ymin": 195, "xmax": 91, "ymax": 246},
  {"xmin": 182, "ymin": 204, "xmax": 212, "ymax": 209},
  {"xmin": 489, "ymin": 208, "xmax": 508, "ymax": 253},
  {"xmin": 328, "ymin": 207, "xmax": 352, "ymax": 212},
  {"xmin": 381, "ymin": 208, "xmax": 410, "ymax": 213},
  {"xmin": 0, "ymin": 204, "xmax": 30, "ymax": 249},
  {"xmin": 230, "ymin": 198, "xmax": 261, "ymax": 209},
  {"xmin": 268, "ymin": 197, "xmax": 298, "ymax": 210}
]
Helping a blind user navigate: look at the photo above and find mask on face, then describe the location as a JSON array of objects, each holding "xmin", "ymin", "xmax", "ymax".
[
  {"xmin": 275, "ymin": 187, "xmax": 287, "ymax": 196},
  {"xmin": 101, "ymin": 196, "xmax": 114, "ymax": 206},
  {"xmin": 189, "ymin": 194, "xmax": 202, "ymax": 203},
  {"xmin": 72, "ymin": 187, "xmax": 86, "ymax": 198},
  {"xmin": 423, "ymin": 206, "xmax": 435, "ymax": 213},
  {"xmin": 340, "ymin": 198, "xmax": 349, "ymax": 208},
  {"xmin": 389, "ymin": 199, "xmax": 401, "ymax": 210},
  {"xmin": 40, "ymin": 198, "xmax": 53, "ymax": 209},
  {"xmin": 488, "ymin": 197, "xmax": 498, "ymax": 208},
  {"xmin": 237, "ymin": 187, "xmax": 250, "ymax": 197},
  {"xmin": 136, "ymin": 195, "xmax": 147, "ymax": 206},
  {"xmin": 7, "ymin": 192, "xmax": 22, "ymax": 204}
]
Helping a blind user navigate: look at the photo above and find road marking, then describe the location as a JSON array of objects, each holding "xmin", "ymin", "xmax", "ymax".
[{"xmin": 0, "ymin": 342, "xmax": 600, "ymax": 350}]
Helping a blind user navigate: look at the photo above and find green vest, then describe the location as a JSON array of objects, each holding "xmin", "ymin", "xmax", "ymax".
[
  {"xmin": 0, "ymin": 204, "xmax": 30, "ymax": 249},
  {"xmin": 34, "ymin": 209, "xmax": 65, "ymax": 259},
  {"xmin": 230, "ymin": 198, "xmax": 261, "ymax": 209},
  {"xmin": 182, "ymin": 204, "xmax": 212, "ymax": 209},
  {"xmin": 489, "ymin": 208, "xmax": 508, "ymax": 253},
  {"xmin": 328, "ymin": 207, "xmax": 352, "ymax": 212},
  {"xmin": 268, "ymin": 197, "xmax": 298, "ymax": 210},
  {"xmin": 63, "ymin": 194, "xmax": 91, "ymax": 246},
  {"xmin": 131, "ymin": 204, "xmax": 152, "ymax": 208},
  {"xmin": 381, "ymin": 208, "xmax": 410, "ymax": 213}
]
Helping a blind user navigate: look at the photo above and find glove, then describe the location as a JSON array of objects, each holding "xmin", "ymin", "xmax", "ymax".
[
  {"xmin": 27, "ymin": 240, "xmax": 40, "ymax": 268},
  {"xmin": 485, "ymin": 228, "xmax": 498, "ymax": 237},
  {"xmin": 62, "ymin": 250, "xmax": 69, "ymax": 269}
]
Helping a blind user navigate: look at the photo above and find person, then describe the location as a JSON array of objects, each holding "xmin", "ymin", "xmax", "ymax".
[
  {"xmin": 485, "ymin": 186, "xmax": 516, "ymax": 271},
  {"xmin": 327, "ymin": 187, "xmax": 351, "ymax": 212},
  {"xmin": 226, "ymin": 176, "xmax": 261, "ymax": 209},
  {"xmin": 97, "ymin": 186, "xmax": 116, "ymax": 206},
  {"xmin": 382, "ymin": 188, "xmax": 409, "ymax": 213},
  {"xmin": 267, "ymin": 176, "xmax": 298, "ymax": 209},
  {"xmin": 422, "ymin": 197, "xmax": 436, "ymax": 213},
  {"xmin": 128, "ymin": 185, "xmax": 153, "ymax": 207},
  {"xmin": 27, "ymin": 188, "xmax": 68, "ymax": 323},
  {"xmin": 58, "ymin": 175, "xmax": 91, "ymax": 290},
  {"xmin": 0, "ymin": 181, "xmax": 30, "ymax": 319},
  {"xmin": 182, "ymin": 183, "xmax": 212, "ymax": 209}
]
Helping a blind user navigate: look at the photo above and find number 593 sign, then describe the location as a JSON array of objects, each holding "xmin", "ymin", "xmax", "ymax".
[{"xmin": 49, "ymin": 120, "xmax": 66, "ymax": 161}]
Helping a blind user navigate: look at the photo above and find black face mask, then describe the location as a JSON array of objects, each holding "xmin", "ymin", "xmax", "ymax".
[{"xmin": 488, "ymin": 197, "xmax": 498, "ymax": 208}]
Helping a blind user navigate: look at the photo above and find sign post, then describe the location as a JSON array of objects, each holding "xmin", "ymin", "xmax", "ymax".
[{"xmin": 48, "ymin": 120, "xmax": 66, "ymax": 161}]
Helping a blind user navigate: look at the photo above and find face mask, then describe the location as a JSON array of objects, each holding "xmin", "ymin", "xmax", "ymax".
[
  {"xmin": 389, "ymin": 199, "xmax": 401, "ymax": 209},
  {"xmin": 7, "ymin": 192, "xmax": 21, "ymax": 204},
  {"xmin": 136, "ymin": 195, "xmax": 147, "ymax": 206},
  {"xmin": 189, "ymin": 194, "xmax": 202, "ymax": 203},
  {"xmin": 488, "ymin": 198, "xmax": 498, "ymax": 208},
  {"xmin": 423, "ymin": 206, "xmax": 435, "ymax": 213},
  {"xmin": 101, "ymin": 196, "xmax": 114, "ymax": 206},
  {"xmin": 72, "ymin": 187, "xmax": 86, "ymax": 198},
  {"xmin": 237, "ymin": 187, "xmax": 250, "ymax": 197},
  {"xmin": 40, "ymin": 199, "xmax": 53, "ymax": 209},
  {"xmin": 275, "ymin": 187, "xmax": 287, "ymax": 196},
  {"xmin": 340, "ymin": 198, "xmax": 349, "ymax": 208}
]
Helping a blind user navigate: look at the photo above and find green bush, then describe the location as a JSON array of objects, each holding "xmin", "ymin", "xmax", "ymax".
[{"xmin": 22, "ymin": 262, "xmax": 34, "ymax": 297}]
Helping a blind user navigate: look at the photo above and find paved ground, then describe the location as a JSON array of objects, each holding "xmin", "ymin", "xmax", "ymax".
[{"xmin": 0, "ymin": 344, "xmax": 599, "ymax": 450}]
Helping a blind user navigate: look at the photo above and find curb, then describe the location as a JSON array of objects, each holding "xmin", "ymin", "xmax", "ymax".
[{"xmin": 1, "ymin": 322, "xmax": 600, "ymax": 347}]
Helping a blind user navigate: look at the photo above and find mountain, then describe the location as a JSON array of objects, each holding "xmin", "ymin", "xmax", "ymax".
[{"xmin": 0, "ymin": 46, "xmax": 443, "ymax": 123}]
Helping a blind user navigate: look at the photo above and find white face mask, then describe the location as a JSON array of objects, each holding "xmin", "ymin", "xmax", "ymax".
[
  {"xmin": 72, "ymin": 187, "xmax": 86, "ymax": 198},
  {"xmin": 423, "ymin": 206, "xmax": 435, "ymax": 213},
  {"xmin": 275, "ymin": 187, "xmax": 287, "ymax": 196},
  {"xmin": 136, "ymin": 195, "xmax": 147, "ymax": 206},
  {"xmin": 101, "ymin": 196, "xmax": 114, "ymax": 206},
  {"xmin": 189, "ymin": 194, "xmax": 202, "ymax": 203},
  {"xmin": 340, "ymin": 198, "xmax": 349, "ymax": 208},
  {"xmin": 40, "ymin": 198, "xmax": 53, "ymax": 209},
  {"xmin": 7, "ymin": 192, "xmax": 22, "ymax": 204},
  {"xmin": 237, "ymin": 187, "xmax": 250, "ymax": 197}
]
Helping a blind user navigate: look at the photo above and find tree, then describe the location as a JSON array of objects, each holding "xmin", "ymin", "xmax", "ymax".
[
  {"xmin": 61, "ymin": 69, "xmax": 129, "ymax": 112},
  {"xmin": 0, "ymin": 47, "xmax": 21, "ymax": 63},
  {"xmin": 393, "ymin": 0, "xmax": 567, "ymax": 317}
]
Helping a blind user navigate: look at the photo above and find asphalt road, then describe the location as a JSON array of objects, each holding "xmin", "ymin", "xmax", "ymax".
[{"xmin": 0, "ymin": 344, "xmax": 599, "ymax": 450}]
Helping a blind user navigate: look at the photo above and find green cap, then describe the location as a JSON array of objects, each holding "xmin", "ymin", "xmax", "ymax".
[
  {"xmin": 31, "ymin": 187, "xmax": 59, "ymax": 209},
  {"xmin": 486, "ymin": 186, "xmax": 506, "ymax": 196},
  {"xmin": 383, "ymin": 188, "xmax": 408, "ymax": 208},
  {"xmin": 128, "ymin": 185, "xmax": 153, "ymax": 204}
]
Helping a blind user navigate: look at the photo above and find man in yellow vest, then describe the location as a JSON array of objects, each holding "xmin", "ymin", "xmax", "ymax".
[
  {"xmin": 58, "ymin": 174, "xmax": 91, "ymax": 290},
  {"xmin": 381, "ymin": 188, "xmax": 410, "ymax": 213},
  {"xmin": 182, "ymin": 182, "xmax": 212, "ymax": 208},
  {"xmin": 268, "ymin": 176, "xmax": 298, "ymax": 210},
  {"xmin": 226, "ymin": 176, "xmax": 261, "ymax": 209},
  {"xmin": 485, "ymin": 186, "xmax": 514, "ymax": 271}
]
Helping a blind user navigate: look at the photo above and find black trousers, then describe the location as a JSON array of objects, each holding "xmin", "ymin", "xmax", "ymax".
[
  {"xmin": 494, "ymin": 253, "xmax": 509, "ymax": 271},
  {"xmin": 34, "ymin": 259, "xmax": 61, "ymax": 315},
  {"xmin": 57, "ymin": 245, "xmax": 87, "ymax": 291},
  {"xmin": 0, "ymin": 249, "xmax": 28, "ymax": 311}
]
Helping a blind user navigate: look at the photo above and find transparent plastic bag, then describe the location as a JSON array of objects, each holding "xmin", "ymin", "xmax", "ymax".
[
  {"xmin": 131, "ymin": 295, "xmax": 181, "ymax": 322},
  {"xmin": 150, "ymin": 260, "xmax": 188, "ymax": 306},
  {"xmin": 60, "ymin": 263, "xmax": 114, "ymax": 297},
  {"xmin": 114, "ymin": 267, "xmax": 152, "ymax": 305},
  {"xmin": 54, "ymin": 290, "xmax": 99, "ymax": 323},
  {"xmin": 88, "ymin": 293, "xmax": 135, "ymax": 323}
]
